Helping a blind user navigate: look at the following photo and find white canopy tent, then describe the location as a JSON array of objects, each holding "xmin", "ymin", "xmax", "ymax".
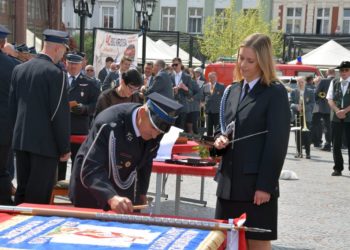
[
  {"xmin": 137, "ymin": 36, "xmax": 202, "ymax": 66},
  {"xmin": 288, "ymin": 40, "xmax": 350, "ymax": 67}
]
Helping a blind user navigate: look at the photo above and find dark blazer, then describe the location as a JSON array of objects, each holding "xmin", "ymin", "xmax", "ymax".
[
  {"xmin": 313, "ymin": 77, "xmax": 333, "ymax": 114},
  {"xmin": 215, "ymin": 81, "xmax": 290, "ymax": 201},
  {"xmin": 97, "ymin": 67, "xmax": 108, "ymax": 83},
  {"xmin": 9, "ymin": 53, "xmax": 71, "ymax": 158},
  {"xmin": 204, "ymin": 82, "xmax": 225, "ymax": 114},
  {"xmin": 290, "ymin": 85, "xmax": 315, "ymax": 123},
  {"xmin": 69, "ymin": 103, "xmax": 162, "ymax": 209},
  {"xmin": 68, "ymin": 73, "xmax": 100, "ymax": 135},
  {"xmin": 101, "ymin": 71, "xmax": 119, "ymax": 91},
  {"xmin": 145, "ymin": 69, "xmax": 174, "ymax": 99},
  {"xmin": 0, "ymin": 51, "xmax": 19, "ymax": 146},
  {"xmin": 171, "ymin": 72, "xmax": 196, "ymax": 113},
  {"xmin": 143, "ymin": 75, "xmax": 154, "ymax": 88}
]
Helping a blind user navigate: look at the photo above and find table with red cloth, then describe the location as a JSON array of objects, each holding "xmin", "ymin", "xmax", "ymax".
[
  {"xmin": 152, "ymin": 160, "xmax": 217, "ymax": 215},
  {"xmin": 70, "ymin": 135, "xmax": 199, "ymax": 155},
  {"xmin": 0, "ymin": 203, "xmax": 229, "ymax": 249}
]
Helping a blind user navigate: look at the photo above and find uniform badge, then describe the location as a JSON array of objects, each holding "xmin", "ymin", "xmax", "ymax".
[
  {"xmin": 79, "ymin": 75, "xmax": 83, "ymax": 79},
  {"xmin": 126, "ymin": 132, "xmax": 133, "ymax": 141},
  {"xmin": 125, "ymin": 161, "xmax": 131, "ymax": 168},
  {"xmin": 81, "ymin": 91, "xmax": 84, "ymax": 97}
]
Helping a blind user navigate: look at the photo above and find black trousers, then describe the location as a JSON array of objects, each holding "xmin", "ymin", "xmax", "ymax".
[
  {"xmin": 15, "ymin": 150, "xmax": 58, "ymax": 205},
  {"xmin": 0, "ymin": 145, "xmax": 13, "ymax": 205},
  {"xmin": 294, "ymin": 116, "xmax": 312, "ymax": 155},
  {"xmin": 206, "ymin": 113, "xmax": 220, "ymax": 136},
  {"xmin": 312, "ymin": 112, "xmax": 331, "ymax": 146},
  {"xmin": 185, "ymin": 111, "xmax": 200, "ymax": 134},
  {"xmin": 332, "ymin": 121, "xmax": 350, "ymax": 172},
  {"xmin": 175, "ymin": 112, "xmax": 187, "ymax": 130},
  {"xmin": 58, "ymin": 142, "xmax": 80, "ymax": 181}
]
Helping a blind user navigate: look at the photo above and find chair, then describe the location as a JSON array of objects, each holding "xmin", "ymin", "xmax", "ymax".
[{"xmin": 50, "ymin": 180, "xmax": 70, "ymax": 205}]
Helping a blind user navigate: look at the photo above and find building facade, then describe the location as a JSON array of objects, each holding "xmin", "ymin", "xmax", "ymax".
[
  {"xmin": 273, "ymin": 0, "xmax": 350, "ymax": 35},
  {"xmin": 0, "ymin": 0, "xmax": 62, "ymax": 44}
]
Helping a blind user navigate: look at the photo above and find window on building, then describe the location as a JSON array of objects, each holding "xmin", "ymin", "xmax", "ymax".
[
  {"xmin": 102, "ymin": 7, "xmax": 114, "ymax": 28},
  {"xmin": 343, "ymin": 8, "xmax": 350, "ymax": 34},
  {"xmin": 286, "ymin": 7, "xmax": 302, "ymax": 33},
  {"xmin": 188, "ymin": 7, "xmax": 203, "ymax": 34},
  {"xmin": 316, "ymin": 8, "xmax": 330, "ymax": 34},
  {"xmin": 161, "ymin": 7, "xmax": 176, "ymax": 31},
  {"xmin": 215, "ymin": 8, "xmax": 225, "ymax": 16},
  {"xmin": 0, "ymin": 0, "xmax": 6, "ymax": 13}
]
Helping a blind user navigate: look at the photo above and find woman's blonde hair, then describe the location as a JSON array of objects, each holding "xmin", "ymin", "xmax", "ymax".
[{"xmin": 234, "ymin": 33, "xmax": 278, "ymax": 86}]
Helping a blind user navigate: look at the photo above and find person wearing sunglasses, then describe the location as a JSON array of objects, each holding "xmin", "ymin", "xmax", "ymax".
[
  {"xmin": 95, "ymin": 69, "xmax": 143, "ymax": 117},
  {"xmin": 327, "ymin": 61, "xmax": 350, "ymax": 176},
  {"xmin": 171, "ymin": 57, "xmax": 199, "ymax": 130}
]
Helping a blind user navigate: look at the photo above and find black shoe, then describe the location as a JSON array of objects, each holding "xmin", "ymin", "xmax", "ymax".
[
  {"xmin": 321, "ymin": 146, "xmax": 331, "ymax": 152},
  {"xmin": 331, "ymin": 170, "xmax": 342, "ymax": 176},
  {"xmin": 306, "ymin": 154, "xmax": 311, "ymax": 159}
]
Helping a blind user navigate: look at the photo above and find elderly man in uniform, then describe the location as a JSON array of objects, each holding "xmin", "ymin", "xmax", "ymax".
[
  {"xmin": 57, "ymin": 53, "xmax": 100, "ymax": 181},
  {"xmin": 9, "ymin": 29, "xmax": 71, "ymax": 204},
  {"xmin": 0, "ymin": 25, "xmax": 19, "ymax": 205},
  {"xmin": 327, "ymin": 61, "xmax": 350, "ymax": 176},
  {"xmin": 69, "ymin": 93, "xmax": 182, "ymax": 213}
]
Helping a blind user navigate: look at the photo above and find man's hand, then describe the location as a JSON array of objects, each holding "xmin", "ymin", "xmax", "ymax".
[
  {"xmin": 71, "ymin": 103, "xmax": 87, "ymax": 115},
  {"xmin": 336, "ymin": 109, "xmax": 347, "ymax": 119},
  {"xmin": 253, "ymin": 190, "xmax": 271, "ymax": 206},
  {"xmin": 60, "ymin": 152, "xmax": 71, "ymax": 162},
  {"xmin": 213, "ymin": 135, "xmax": 229, "ymax": 150},
  {"xmin": 108, "ymin": 196, "xmax": 133, "ymax": 214},
  {"xmin": 178, "ymin": 82, "xmax": 188, "ymax": 91}
]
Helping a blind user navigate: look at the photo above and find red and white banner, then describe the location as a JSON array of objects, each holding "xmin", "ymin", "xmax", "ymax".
[
  {"xmin": 227, "ymin": 213, "xmax": 247, "ymax": 250},
  {"xmin": 93, "ymin": 30, "xmax": 138, "ymax": 74}
]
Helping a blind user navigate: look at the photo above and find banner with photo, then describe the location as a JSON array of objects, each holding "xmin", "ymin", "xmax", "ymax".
[{"xmin": 93, "ymin": 30, "xmax": 138, "ymax": 75}]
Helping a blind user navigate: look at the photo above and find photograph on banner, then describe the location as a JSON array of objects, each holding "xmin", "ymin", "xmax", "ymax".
[{"xmin": 94, "ymin": 30, "xmax": 138, "ymax": 74}]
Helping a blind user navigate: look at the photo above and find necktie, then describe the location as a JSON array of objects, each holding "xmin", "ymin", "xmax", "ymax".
[
  {"xmin": 240, "ymin": 84, "xmax": 250, "ymax": 102},
  {"xmin": 70, "ymin": 76, "xmax": 76, "ymax": 87},
  {"xmin": 210, "ymin": 84, "xmax": 214, "ymax": 94}
]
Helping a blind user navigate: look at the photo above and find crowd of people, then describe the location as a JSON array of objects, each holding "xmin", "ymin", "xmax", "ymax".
[{"xmin": 1, "ymin": 24, "xmax": 350, "ymax": 248}]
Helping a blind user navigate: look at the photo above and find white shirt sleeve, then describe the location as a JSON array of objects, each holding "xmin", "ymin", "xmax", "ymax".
[{"xmin": 326, "ymin": 80, "xmax": 334, "ymax": 100}]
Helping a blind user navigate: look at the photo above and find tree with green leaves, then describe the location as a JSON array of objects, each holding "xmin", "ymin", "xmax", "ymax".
[{"xmin": 200, "ymin": 0, "xmax": 283, "ymax": 62}]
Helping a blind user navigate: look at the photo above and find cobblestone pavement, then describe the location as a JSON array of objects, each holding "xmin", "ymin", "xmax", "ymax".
[{"xmin": 146, "ymin": 132, "xmax": 350, "ymax": 249}]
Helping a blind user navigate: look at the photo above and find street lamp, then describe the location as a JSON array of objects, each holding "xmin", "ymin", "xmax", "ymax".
[
  {"xmin": 73, "ymin": 0, "xmax": 96, "ymax": 52},
  {"xmin": 133, "ymin": 0, "xmax": 156, "ymax": 73}
]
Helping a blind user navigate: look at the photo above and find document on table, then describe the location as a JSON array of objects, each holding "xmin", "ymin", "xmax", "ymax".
[{"xmin": 154, "ymin": 126, "xmax": 183, "ymax": 161}]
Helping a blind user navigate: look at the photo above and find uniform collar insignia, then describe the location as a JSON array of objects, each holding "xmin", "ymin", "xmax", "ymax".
[{"xmin": 126, "ymin": 132, "xmax": 133, "ymax": 141}]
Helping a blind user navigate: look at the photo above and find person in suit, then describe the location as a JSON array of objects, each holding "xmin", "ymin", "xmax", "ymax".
[
  {"xmin": 290, "ymin": 76, "xmax": 315, "ymax": 159},
  {"xmin": 142, "ymin": 61, "xmax": 154, "ymax": 88},
  {"xmin": 204, "ymin": 72, "xmax": 225, "ymax": 136},
  {"xmin": 101, "ymin": 62, "xmax": 119, "ymax": 91},
  {"xmin": 171, "ymin": 57, "xmax": 198, "ymax": 130},
  {"xmin": 327, "ymin": 61, "xmax": 350, "ymax": 176},
  {"xmin": 69, "ymin": 93, "xmax": 182, "ymax": 213},
  {"xmin": 94, "ymin": 69, "xmax": 143, "ymax": 117},
  {"xmin": 312, "ymin": 69, "xmax": 335, "ymax": 151},
  {"xmin": 97, "ymin": 56, "xmax": 114, "ymax": 83},
  {"xmin": 212, "ymin": 33, "xmax": 290, "ymax": 249},
  {"xmin": 0, "ymin": 25, "xmax": 19, "ymax": 205},
  {"xmin": 102, "ymin": 57, "xmax": 132, "ymax": 91},
  {"xmin": 57, "ymin": 53, "xmax": 100, "ymax": 181},
  {"xmin": 142, "ymin": 59, "xmax": 174, "ymax": 100},
  {"xmin": 9, "ymin": 29, "xmax": 71, "ymax": 204}
]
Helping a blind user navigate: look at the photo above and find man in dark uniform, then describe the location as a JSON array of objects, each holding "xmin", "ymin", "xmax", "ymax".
[
  {"xmin": 312, "ymin": 69, "xmax": 335, "ymax": 151},
  {"xmin": 57, "ymin": 53, "xmax": 100, "ymax": 181},
  {"xmin": 0, "ymin": 25, "xmax": 18, "ymax": 205},
  {"xmin": 327, "ymin": 61, "xmax": 350, "ymax": 176},
  {"xmin": 69, "ymin": 93, "xmax": 182, "ymax": 213},
  {"xmin": 9, "ymin": 29, "xmax": 71, "ymax": 204}
]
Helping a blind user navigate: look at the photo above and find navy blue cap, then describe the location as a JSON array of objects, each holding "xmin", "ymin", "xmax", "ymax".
[
  {"xmin": 66, "ymin": 53, "xmax": 83, "ymax": 63},
  {"xmin": 147, "ymin": 92, "xmax": 183, "ymax": 133},
  {"xmin": 28, "ymin": 46, "xmax": 37, "ymax": 55},
  {"xmin": 0, "ymin": 25, "xmax": 10, "ymax": 38},
  {"xmin": 43, "ymin": 29, "xmax": 69, "ymax": 47},
  {"xmin": 16, "ymin": 44, "xmax": 29, "ymax": 53}
]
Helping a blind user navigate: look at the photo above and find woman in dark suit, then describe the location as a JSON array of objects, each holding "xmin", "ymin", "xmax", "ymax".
[{"xmin": 213, "ymin": 33, "xmax": 290, "ymax": 249}]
